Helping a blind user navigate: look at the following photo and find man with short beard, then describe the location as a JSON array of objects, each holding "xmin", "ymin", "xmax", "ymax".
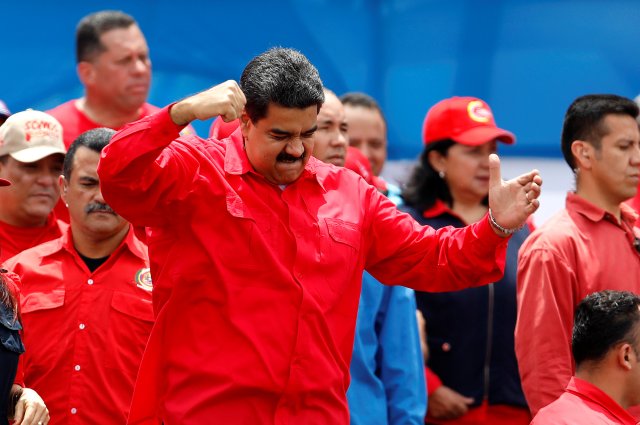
[{"xmin": 5, "ymin": 128, "xmax": 154, "ymax": 424}]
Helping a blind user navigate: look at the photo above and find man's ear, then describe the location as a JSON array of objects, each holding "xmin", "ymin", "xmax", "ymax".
[
  {"xmin": 77, "ymin": 61, "xmax": 95, "ymax": 86},
  {"xmin": 59, "ymin": 175, "xmax": 69, "ymax": 207},
  {"xmin": 571, "ymin": 140, "xmax": 594, "ymax": 170},
  {"xmin": 618, "ymin": 343, "xmax": 635, "ymax": 371},
  {"xmin": 240, "ymin": 110, "xmax": 251, "ymax": 139}
]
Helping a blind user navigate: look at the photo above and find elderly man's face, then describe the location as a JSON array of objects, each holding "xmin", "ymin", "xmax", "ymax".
[{"xmin": 242, "ymin": 103, "xmax": 318, "ymax": 186}]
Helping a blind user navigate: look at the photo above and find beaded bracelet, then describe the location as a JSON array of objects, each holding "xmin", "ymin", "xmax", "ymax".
[{"xmin": 488, "ymin": 209, "xmax": 522, "ymax": 236}]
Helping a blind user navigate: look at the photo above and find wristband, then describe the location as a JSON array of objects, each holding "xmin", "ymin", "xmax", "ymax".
[{"xmin": 488, "ymin": 209, "xmax": 522, "ymax": 235}]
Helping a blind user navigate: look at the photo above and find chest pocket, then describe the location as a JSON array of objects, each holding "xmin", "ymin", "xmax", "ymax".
[
  {"xmin": 21, "ymin": 289, "xmax": 65, "ymax": 314},
  {"xmin": 111, "ymin": 291, "xmax": 154, "ymax": 323},
  {"xmin": 314, "ymin": 218, "xmax": 362, "ymax": 308}
]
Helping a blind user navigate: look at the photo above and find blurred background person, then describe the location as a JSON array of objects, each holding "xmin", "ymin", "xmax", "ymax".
[
  {"xmin": 311, "ymin": 89, "xmax": 348, "ymax": 167},
  {"xmin": 0, "ymin": 110, "xmax": 66, "ymax": 262},
  {"xmin": 46, "ymin": 10, "xmax": 193, "ymax": 222},
  {"xmin": 401, "ymin": 96, "xmax": 531, "ymax": 424},
  {"xmin": 341, "ymin": 92, "xmax": 402, "ymax": 204},
  {"xmin": 343, "ymin": 146, "xmax": 426, "ymax": 425}
]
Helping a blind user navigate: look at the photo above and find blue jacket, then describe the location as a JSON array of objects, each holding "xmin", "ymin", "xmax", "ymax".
[
  {"xmin": 401, "ymin": 203, "xmax": 528, "ymax": 408},
  {"xmin": 347, "ymin": 272, "xmax": 427, "ymax": 424}
]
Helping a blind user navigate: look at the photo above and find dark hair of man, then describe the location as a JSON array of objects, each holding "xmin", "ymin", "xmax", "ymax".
[
  {"xmin": 76, "ymin": 10, "xmax": 137, "ymax": 63},
  {"xmin": 240, "ymin": 47, "xmax": 325, "ymax": 123},
  {"xmin": 573, "ymin": 290, "xmax": 640, "ymax": 366},
  {"xmin": 63, "ymin": 128, "xmax": 115, "ymax": 179},
  {"xmin": 339, "ymin": 92, "xmax": 387, "ymax": 126},
  {"xmin": 561, "ymin": 94, "xmax": 639, "ymax": 170},
  {"xmin": 402, "ymin": 139, "xmax": 487, "ymax": 213}
]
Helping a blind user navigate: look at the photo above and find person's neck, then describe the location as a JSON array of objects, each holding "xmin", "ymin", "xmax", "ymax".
[
  {"xmin": 77, "ymin": 96, "xmax": 142, "ymax": 129},
  {"xmin": 575, "ymin": 181, "xmax": 623, "ymax": 222},
  {"xmin": 0, "ymin": 208, "xmax": 48, "ymax": 228},
  {"xmin": 451, "ymin": 198, "xmax": 488, "ymax": 225},
  {"xmin": 71, "ymin": 223, "xmax": 129, "ymax": 259},
  {"xmin": 576, "ymin": 367, "xmax": 629, "ymax": 409}
]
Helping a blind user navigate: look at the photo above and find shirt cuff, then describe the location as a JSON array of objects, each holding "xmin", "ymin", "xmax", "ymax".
[{"xmin": 425, "ymin": 367, "xmax": 443, "ymax": 396}]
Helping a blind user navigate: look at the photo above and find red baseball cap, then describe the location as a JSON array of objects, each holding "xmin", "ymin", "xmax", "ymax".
[{"xmin": 422, "ymin": 97, "xmax": 515, "ymax": 146}]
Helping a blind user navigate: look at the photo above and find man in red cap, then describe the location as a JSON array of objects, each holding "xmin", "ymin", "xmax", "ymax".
[
  {"xmin": 0, "ymin": 110, "xmax": 67, "ymax": 262},
  {"xmin": 97, "ymin": 48, "xmax": 542, "ymax": 425},
  {"xmin": 516, "ymin": 94, "xmax": 640, "ymax": 417}
]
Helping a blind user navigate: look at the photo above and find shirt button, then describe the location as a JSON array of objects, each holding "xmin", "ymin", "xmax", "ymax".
[
  {"xmin": 79, "ymin": 323, "xmax": 85, "ymax": 330},
  {"xmin": 87, "ymin": 279, "xmax": 94, "ymax": 285},
  {"xmin": 74, "ymin": 365, "xmax": 81, "ymax": 371},
  {"xmin": 70, "ymin": 408, "xmax": 77, "ymax": 414}
]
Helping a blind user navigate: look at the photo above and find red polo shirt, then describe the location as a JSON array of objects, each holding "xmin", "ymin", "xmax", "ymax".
[
  {"xmin": 5, "ymin": 226, "xmax": 153, "ymax": 424},
  {"xmin": 516, "ymin": 193, "xmax": 640, "ymax": 416},
  {"xmin": 97, "ymin": 107, "xmax": 508, "ymax": 425},
  {"xmin": 0, "ymin": 213, "xmax": 66, "ymax": 262},
  {"xmin": 531, "ymin": 377, "xmax": 638, "ymax": 425}
]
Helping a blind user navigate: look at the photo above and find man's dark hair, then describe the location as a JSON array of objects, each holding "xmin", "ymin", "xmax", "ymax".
[
  {"xmin": 573, "ymin": 290, "xmax": 640, "ymax": 366},
  {"xmin": 63, "ymin": 128, "xmax": 115, "ymax": 179},
  {"xmin": 339, "ymin": 92, "xmax": 387, "ymax": 126},
  {"xmin": 561, "ymin": 94, "xmax": 638, "ymax": 170},
  {"xmin": 76, "ymin": 10, "xmax": 137, "ymax": 63},
  {"xmin": 240, "ymin": 47, "xmax": 324, "ymax": 122}
]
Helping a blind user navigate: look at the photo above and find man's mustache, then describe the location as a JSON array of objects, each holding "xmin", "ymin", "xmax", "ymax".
[
  {"xmin": 85, "ymin": 202, "xmax": 116, "ymax": 214},
  {"xmin": 276, "ymin": 150, "xmax": 305, "ymax": 163}
]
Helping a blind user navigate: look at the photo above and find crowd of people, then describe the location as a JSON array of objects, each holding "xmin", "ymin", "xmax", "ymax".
[{"xmin": 0, "ymin": 8, "xmax": 638, "ymax": 425}]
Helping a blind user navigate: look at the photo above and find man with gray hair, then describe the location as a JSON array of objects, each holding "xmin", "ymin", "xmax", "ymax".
[{"xmin": 98, "ymin": 47, "xmax": 541, "ymax": 424}]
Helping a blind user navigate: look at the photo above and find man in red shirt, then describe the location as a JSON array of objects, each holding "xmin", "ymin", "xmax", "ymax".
[
  {"xmin": 97, "ymin": 47, "xmax": 542, "ymax": 425},
  {"xmin": 46, "ymin": 10, "xmax": 193, "ymax": 222},
  {"xmin": 6, "ymin": 128, "xmax": 153, "ymax": 424},
  {"xmin": 516, "ymin": 94, "xmax": 640, "ymax": 417},
  {"xmin": 0, "ymin": 110, "xmax": 66, "ymax": 262},
  {"xmin": 531, "ymin": 290, "xmax": 640, "ymax": 425}
]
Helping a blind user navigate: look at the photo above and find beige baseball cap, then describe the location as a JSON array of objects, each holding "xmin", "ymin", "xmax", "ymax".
[{"xmin": 0, "ymin": 109, "xmax": 66, "ymax": 163}]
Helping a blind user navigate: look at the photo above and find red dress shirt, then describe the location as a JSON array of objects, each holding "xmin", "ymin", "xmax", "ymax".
[
  {"xmin": 97, "ymin": 107, "xmax": 509, "ymax": 425},
  {"xmin": 516, "ymin": 193, "xmax": 640, "ymax": 416},
  {"xmin": 530, "ymin": 377, "xmax": 638, "ymax": 425},
  {"xmin": 0, "ymin": 213, "xmax": 66, "ymax": 262},
  {"xmin": 5, "ymin": 226, "xmax": 154, "ymax": 424}
]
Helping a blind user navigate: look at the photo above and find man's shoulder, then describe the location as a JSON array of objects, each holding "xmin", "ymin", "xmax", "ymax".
[
  {"xmin": 522, "ymin": 208, "xmax": 577, "ymax": 249},
  {"xmin": 531, "ymin": 390, "xmax": 611, "ymax": 425},
  {"xmin": 46, "ymin": 99, "xmax": 79, "ymax": 119},
  {"xmin": 4, "ymin": 234, "xmax": 65, "ymax": 269}
]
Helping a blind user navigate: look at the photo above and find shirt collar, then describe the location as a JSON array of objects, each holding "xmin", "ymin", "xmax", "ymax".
[
  {"xmin": 567, "ymin": 192, "xmax": 639, "ymax": 228},
  {"xmin": 422, "ymin": 199, "xmax": 467, "ymax": 223},
  {"xmin": 54, "ymin": 224, "xmax": 146, "ymax": 261},
  {"xmin": 566, "ymin": 377, "xmax": 637, "ymax": 424},
  {"xmin": 223, "ymin": 129, "xmax": 326, "ymax": 191}
]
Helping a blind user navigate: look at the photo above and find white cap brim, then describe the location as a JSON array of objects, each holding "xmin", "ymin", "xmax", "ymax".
[{"xmin": 10, "ymin": 146, "xmax": 66, "ymax": 163}]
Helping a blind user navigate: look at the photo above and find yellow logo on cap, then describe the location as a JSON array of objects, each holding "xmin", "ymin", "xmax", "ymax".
[
  {"xmin": 467, "ymin": 100, "xmax": 492, "ymax": 123},
  {"xmin": 135, "ymin": 268, "xmax": 153, "ymax": 292}
]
